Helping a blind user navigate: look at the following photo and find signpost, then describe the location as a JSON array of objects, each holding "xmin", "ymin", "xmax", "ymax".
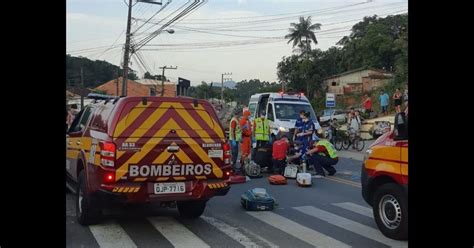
[{"xmin": 326, "ymin": 93, "xmax": 336, "ymax": 108}]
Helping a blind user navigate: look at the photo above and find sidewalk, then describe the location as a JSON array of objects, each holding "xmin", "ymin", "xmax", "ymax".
[{"xmin": 337, "ymin": 140, "xmax": 375, "ymax": 161}]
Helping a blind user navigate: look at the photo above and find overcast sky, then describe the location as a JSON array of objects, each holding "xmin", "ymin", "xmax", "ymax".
[{"xmin": 67, "ymin": 0, "xmax": 408, "ymax": 86}]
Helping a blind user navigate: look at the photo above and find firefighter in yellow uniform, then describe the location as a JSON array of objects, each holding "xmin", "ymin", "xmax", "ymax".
[
  {"xmin": 253, "ymin": 111, "xmax": 271, "ymax": 149},
  {"xmin": 306, "ymin": 131, "xmax": 338, "ymax": 178},
  {"xmin": 229, "ymin": 110, "xmax": 242, "ymax": 173}
]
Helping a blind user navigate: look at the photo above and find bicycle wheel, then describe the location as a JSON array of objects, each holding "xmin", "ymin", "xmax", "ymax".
[
  {"xmin": 342, "ymin": 139, "xmax": 350, "ymax": 150},
  {"xmin": 354, "ymin": 138, "xmax": 365, "ymax": 151},
  {"xmin": 334, "ymin": 137, "xmax": 344, "ymax": 151}
]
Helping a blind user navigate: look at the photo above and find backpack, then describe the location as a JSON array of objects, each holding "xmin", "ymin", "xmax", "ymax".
[
  {"xmin": 268, "ymin": 175, "xmax": 287, "ymax": 185},
  {"xmin": 244, "ymin": 159, "xmax": 262, "ymax": 178},
  {"xmin": 241, "ymin": 188, "xmax": 276, "ymax": 211}
]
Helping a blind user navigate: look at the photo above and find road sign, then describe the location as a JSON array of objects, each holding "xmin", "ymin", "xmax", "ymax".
[{"xmin": 326, "ymin": 93, "xmax": 335, "ymax": 107}]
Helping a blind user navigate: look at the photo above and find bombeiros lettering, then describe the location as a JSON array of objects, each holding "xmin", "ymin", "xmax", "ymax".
[{"xmin": 129, "ymin": 164, "xmax": 213, "ymax": 177}]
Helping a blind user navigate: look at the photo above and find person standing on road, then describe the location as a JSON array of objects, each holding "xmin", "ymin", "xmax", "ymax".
[
  {"xmin": 229, "ymin": 110, "xmax": 242, "ymax": 173},
  {"xmin": 379, "ymin": 90, "xmax": 389, "ymax": 116},
  {"xmin": 296, "ymin": 112, "xmax": 314, "ymax": 154},
  {"xmin": 363, "ymin": 94, "xmax": 372, "ymax": 116},
  {"xmin": 253, "ymin": 111, "xmax": 271, "ymax": 149},
  {"xmin": 393, "ymin": 88, "xmax": 402, "ymax": 113},
  {"xmin": 349, "ymin": 110, "xmax": 362, "ymax": 147},
  {"xmin": 293, "ymin": 110, "xmax": 306, "ymax": 141},
  {"xmin": 272, "ymin": 135, "xmax": 290, "ymax": 175},
  {"xmin": 240, "ymin": 110, "xmax": 252, "ymax": 163},
  {"xmin": 306, "ymin": 131, "xmax": 339, "ymax": 178},
  {"xmin": 328, "ymin": 118, "xmax": 340, "ymax": 143}
]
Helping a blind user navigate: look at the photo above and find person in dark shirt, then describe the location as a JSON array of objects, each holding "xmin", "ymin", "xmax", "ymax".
[
  {"xmin": 293, "ymin": 110, "xmax": 306, "ymax": 141},
  {"xmin": 287, "ymin": 140, "xmax": 303, "ymax": 165}
]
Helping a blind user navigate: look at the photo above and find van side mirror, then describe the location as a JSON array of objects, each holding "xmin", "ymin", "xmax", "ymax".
[{"xmin": 394, "ymin": 112, "xmax": 408, "ymax": 140}]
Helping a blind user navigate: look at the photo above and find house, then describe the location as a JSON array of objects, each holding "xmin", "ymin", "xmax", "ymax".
[
  {"xmin": 135, "ymin": 79, "xmax": 177, "ymax": 97},
  {"xmin": 94, "ymin": 77, "xmax": 176, "ymax": 97},
  {"xmin": 324, "ymin": 68, "xmax": 394, "ymax": 95}
]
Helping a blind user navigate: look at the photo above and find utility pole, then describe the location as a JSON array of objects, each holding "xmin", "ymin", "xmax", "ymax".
[
  {"xmin": 159, "ymin": 66, "xmax": 177, "ymax": 96},
  {"xmin": 121, "ymin": 0, "xmax": 133, "ymax": 97},
  {"xmin": 221, "ymin": 72, "xmax": 232, "ymax": 103},
  {"xmin": 116, "ymin": 67, "xmax": 120, "ymax": 96},
  {"xmin": 80, "ymin": 67, "xmax": 84, "ymax": 109}
]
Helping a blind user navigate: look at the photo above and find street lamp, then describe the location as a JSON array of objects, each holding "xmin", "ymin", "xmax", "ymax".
[{"xmin": 164, "ymin": 29, "xmax": 174, "ymax": 34}]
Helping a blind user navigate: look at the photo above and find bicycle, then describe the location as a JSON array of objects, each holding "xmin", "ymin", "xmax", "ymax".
[
  {"xmin": 333, "ymin": 128, "xmax": 348, "ymax": 151},
  {"xmin": 341, "ymin": 129, "xmax": 365, "ymax": 151}
]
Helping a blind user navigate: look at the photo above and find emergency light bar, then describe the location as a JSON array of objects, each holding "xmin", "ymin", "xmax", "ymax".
[{"xmin": 87, "ymin": 93, "xmax": 119, "ymax": 101}]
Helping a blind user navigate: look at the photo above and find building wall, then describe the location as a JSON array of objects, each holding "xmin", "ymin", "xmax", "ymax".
[
  {"xmin": 324, "ymin": 69, "xmax": 372, "ymax": 87},
  {"xmin": 325, "ymin": 69, "xmax": 393, "ymax": 95},
  {"xmin": 95, "ymin": 77, "xmax": 177, "ymax": 97},
  {"xmin": 362, "ymin": 77, "xmax": 391, "ymax": 92}
]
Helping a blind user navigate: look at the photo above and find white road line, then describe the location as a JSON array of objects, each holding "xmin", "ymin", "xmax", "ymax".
[
  {"xmin": 89, "ymin": 221, "xmax": 137, "ymax": 248},
  {"xmin": 201, "ymin": 215, "xmax": 279, "ymax": 248},
  {"xmin": 246, "ymin": 211, "xmax": 350, "ymax": 248},
  {"xmin": 294, "ymin": 206, "xmax": 408, "ymax": 248},
  {"xmin": 332, "ymin": 202, "xmax": 374, "ymax": 218},
  {"xmin": 147, "ymin": 216, "xmax": 210, "ymax": 248}
]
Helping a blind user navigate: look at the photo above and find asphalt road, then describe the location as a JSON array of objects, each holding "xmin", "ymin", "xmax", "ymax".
[{"xmin": 66, "ymin": 155, "xmax": 407, "ymax": 248}]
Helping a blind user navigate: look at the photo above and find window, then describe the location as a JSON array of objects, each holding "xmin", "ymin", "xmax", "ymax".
[
  {"xmin": 69, "ymin": 106, "xmax": 92, "ymax": 133},
  {"xmin": 248, "ymin": 103, "xmax": 257, "ymax": 118},
  {"xmin": 267, "ymin": 103, "xmax": 274, "ymax": 121},
  {"xmin": 332, "ymin": 81, "xmax": 337, "ymax": 86},
  {"xmin": 274, "ymin": 103, "xmax": 316, "ymax": 120}
]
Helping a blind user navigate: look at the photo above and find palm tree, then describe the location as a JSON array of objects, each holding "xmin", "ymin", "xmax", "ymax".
[{"xmin": 285, "ymin": 16, "xmax": 321, "ymax": 55}]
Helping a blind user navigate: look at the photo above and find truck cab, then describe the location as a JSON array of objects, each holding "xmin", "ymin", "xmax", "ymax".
[
  {"xmin": 66, "ymin": 95, "xmax": 232, "ymax": 225},
  {"xmin": 361, "ymin": 109, "xmax": 408, "ymax": 240}
]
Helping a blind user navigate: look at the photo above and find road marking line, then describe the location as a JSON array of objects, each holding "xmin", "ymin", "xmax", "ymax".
[
  {"xmin": 147, "ymin": 216, "xmax": 210, "ymax": 248},
  {"xmin": 89, "ymin": 221, "xmax": 137, "ymax": 248},
  {"xmin": 294, "ymin": 206, "xmax": 407, "ymax": 248},
  {"xmin": 201, "ymin": 215, "xmax": 279, "ymax": 248},
  {"xmin": 246, "ymin": 211, "xmax": 350, "ymax": 248},
  {"xmin": 332, "ymin": 202, "xmax": 373, "ymax": 218},
  {"xmin": 325, "ymin": 176, "xmax": 361, "ymax": 188}
]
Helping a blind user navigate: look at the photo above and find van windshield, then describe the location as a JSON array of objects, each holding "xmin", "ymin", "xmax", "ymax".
[
  {"xmin": 275, "ymin": 103, "xmax": 316, "ymax": 120},
  {"xmin": 248, "ymin": 103, "xmax": 256, "ymax": 118}
]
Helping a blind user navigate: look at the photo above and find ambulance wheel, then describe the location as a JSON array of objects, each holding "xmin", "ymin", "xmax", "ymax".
[
  {"xmin": 76, "ymin": 170, "xmax": 101, "ymax": 225},
  {"xmin": 373, "ymin": 183, "xmax": 408, "ymax": 240},
  {"xmin": 177, "ymin": 200, "xmax": 207, "ymax": 218}
]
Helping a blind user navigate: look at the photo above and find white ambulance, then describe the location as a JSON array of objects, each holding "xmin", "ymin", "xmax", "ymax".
[{"xmin": 248, "ymin": 92, "xmax": 321, "ymax": 138}]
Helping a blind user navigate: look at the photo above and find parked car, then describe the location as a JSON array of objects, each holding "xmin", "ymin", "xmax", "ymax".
[
  {"xmin": 319, "ymin": 109, "xmax": 347, "ymax": 126},
  {"xmin": 372, "ymin": 121, "xmax": 391, "ymax": 139}
]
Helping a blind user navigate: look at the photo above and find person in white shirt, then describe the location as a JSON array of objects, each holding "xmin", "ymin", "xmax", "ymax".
[{"xmin": 349, "ymin": 110, "xmax": 361, "ymax": 139}]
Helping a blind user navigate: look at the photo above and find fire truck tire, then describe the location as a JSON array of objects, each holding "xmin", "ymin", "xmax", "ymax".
[
  {"xmin": 76, "ymin": 170, "xmax": 101, "ymax": 225},
  {"xmin": 373, "ymin": 183, "xmax": 408, "ymax": 240},
  {"xmin": 177, "ymin": 200, "xmax": 207, "ymax": 218}
]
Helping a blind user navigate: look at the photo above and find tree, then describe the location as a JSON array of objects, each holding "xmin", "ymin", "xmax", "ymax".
[
  {"xmin": 66, "ymin": 54, "xmax": 139, "ymax": 88},
  {"xmin": 284, "ymin": 16, "xmax": 321, "ymax": 55},
  {"xmin": 144, "ymin": 71, "xmax": 166, "ymax": 81}
]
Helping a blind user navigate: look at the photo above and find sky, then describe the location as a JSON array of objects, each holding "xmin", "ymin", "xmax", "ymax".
[{"xmin": 66, "ymin": 0, "xmax": 408, "ymax": 86}]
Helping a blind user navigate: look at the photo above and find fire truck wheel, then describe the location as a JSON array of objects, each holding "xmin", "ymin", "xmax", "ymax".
[
  {"xmin": 373, "ymin": 183, "xmax": 408, "ymax": 240},
  {"xmin": 177, "ymin": 200, "xmax": 207, "ymax": 218},
  {"xmin": 76, "ymin": 170, "xmax": 101, "ymax": 225}
]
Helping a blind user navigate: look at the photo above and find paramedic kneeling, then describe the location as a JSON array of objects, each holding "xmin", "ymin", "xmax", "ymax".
[
  {"xmin": 306, "ymin": 131, "xmax": 338, "ymax": 178},
  {"xmin": 272, "ymin": 135, "xmax": 290, "ymax": 175}
]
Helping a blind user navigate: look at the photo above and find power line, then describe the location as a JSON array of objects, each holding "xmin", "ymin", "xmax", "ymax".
[
  {"xmin": 133, "ymin": 0, "xmax": 208, "ymax": 52},
  {"xmin": 135, "ymin": 1, "xmax": 405, "ymax": 26},
  {"xmin": 132, "ymin": 0, "xmax": 172, "ymax": 34}
]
